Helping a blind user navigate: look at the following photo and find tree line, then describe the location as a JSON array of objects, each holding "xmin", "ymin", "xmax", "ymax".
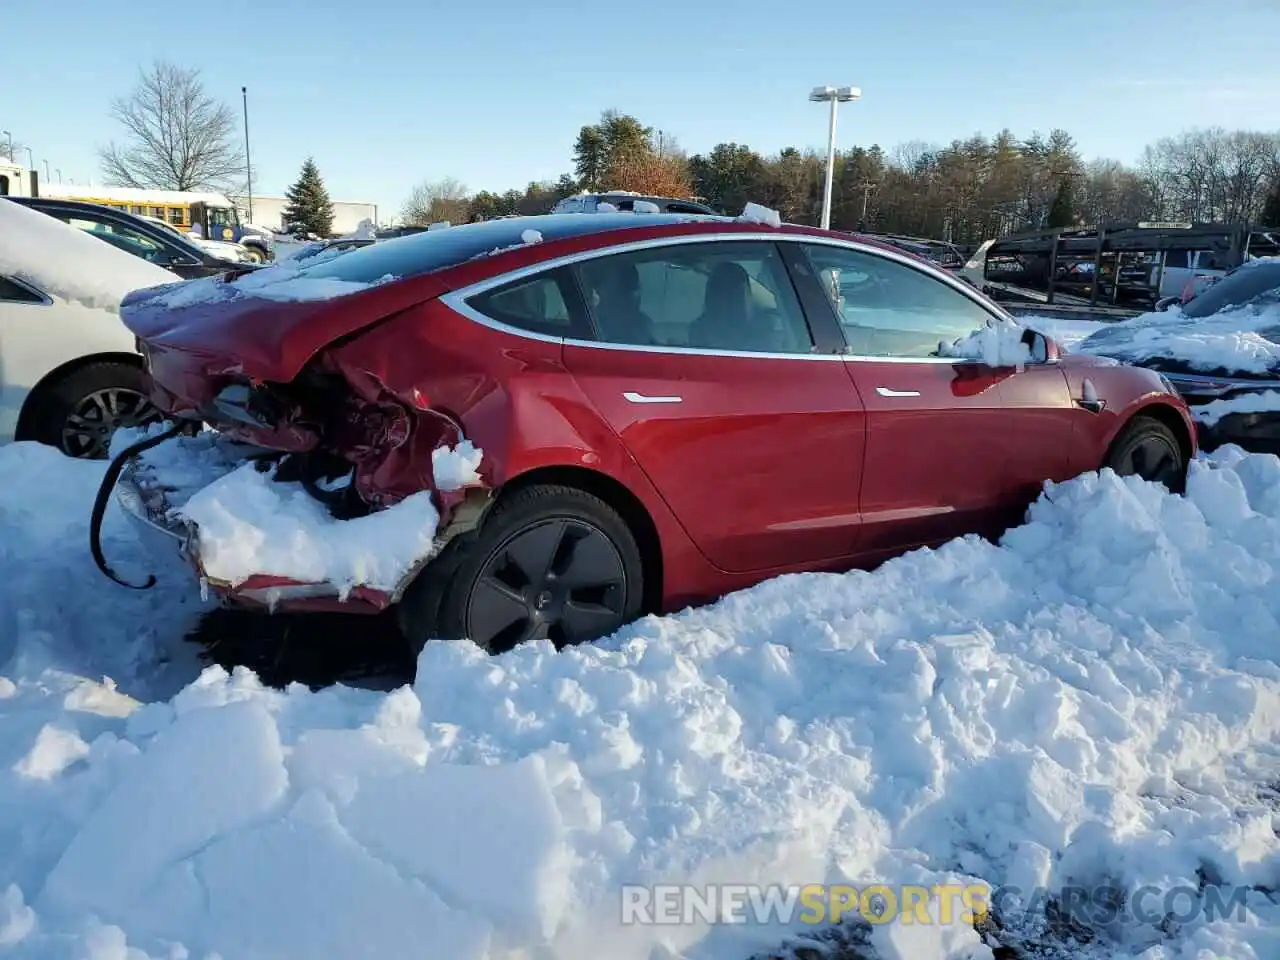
[{"xmin": 402, "ymin": 110, "xmax": 1280, "ymax": 244}]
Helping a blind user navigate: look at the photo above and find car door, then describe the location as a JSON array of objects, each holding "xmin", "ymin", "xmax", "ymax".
[
  {"xmin": 0, "ymin": 275, "xmax": 55, "ymax": 442},
  {"xmin": 561, "ymin": 237, "xmax": 866, "ymax": 574},
  {"xmin": 792, "ymin": 240, "xmax": 1076, "ymax": 552}
]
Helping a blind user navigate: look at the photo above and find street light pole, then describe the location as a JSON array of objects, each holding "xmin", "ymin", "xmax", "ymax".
[
  {"xmin": 2, "ymin": 131, "xmax": 11, "ymax": 160},
  {"xmin": 242, "ymin": 86, "xmax": 254, "ymax": 223},
  {"xmin": 809, "ymin": 86, "xmax": 862, "ymax": 230}
]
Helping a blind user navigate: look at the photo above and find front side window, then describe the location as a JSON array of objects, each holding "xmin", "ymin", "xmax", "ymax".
[
  {"xmin": 801, "ymin": 243, "xmax": 996, "ymax": 358},
  {"xmin": 58, "ymin": 215, "xmax": 167, "ymax": 262},
  {"xmin": 572, "ymin": 240, "xmax": 814, "ymax": 354}
]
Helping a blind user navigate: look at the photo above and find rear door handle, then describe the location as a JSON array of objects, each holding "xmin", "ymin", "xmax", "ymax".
[
  {"xmin": 875, "ymin": 386, "xmax": 921, "ymax": 397},
  {"xmin": 623, "ymin": 391, "xmax": 683, "ymax": 404}
]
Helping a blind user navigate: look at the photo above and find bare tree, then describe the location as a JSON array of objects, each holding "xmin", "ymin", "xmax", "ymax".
[
  {"xmin": 0, "ymin": 137, "xmax": 25, "ymax": 163},
  {"xmin": 98, "ymin": 61, "xmax": 246, "ymax": 191},
  {"xmin": 402, "ymin": 177, "xmax": 470, "ymax": 224}
]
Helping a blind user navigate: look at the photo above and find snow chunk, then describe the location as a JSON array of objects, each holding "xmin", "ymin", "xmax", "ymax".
[
  {"xmin": 0, "ymin": 197, "xmax": 177, "ymax": 310},
  {"xmin": 1194, "ymin": 390, "xmax": 1280, "ymax": 426},
  {"xmin": 631, "ymin": 200, "xmax": 661, "ymax": 214},
  {"xmin": 940, "ymin": 315, "xmax": 1034, "ymax": 366},
  {"xmin": 738, "ymin": 201, "xmax": 782, "ymax": 228},
  {"xmin": 432, "ymin": 440, "xmax": 484, "ymax": 491},
  {"xmin": 13, "ymin": 724, "xmax": 90, "ymax": 780},
  {"xmin": 594, "ymin": 201, "xmax": 618, "ymax": 213},
  {"xmin": 176, "ymin": 461, "xmax": 441, "ymax": 594},
  {"xmin": 521, "ymin": 229, "xmax": 543, "ymax": 245}
]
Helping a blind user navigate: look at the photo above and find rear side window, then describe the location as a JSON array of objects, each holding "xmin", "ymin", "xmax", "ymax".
[
  {"xmin": 465, "ymin": 268, "xmax": 590, "ymax": 339},
  {"xmin": 0, "ymin": 276, "xmax": 46, "ymax": 303}
]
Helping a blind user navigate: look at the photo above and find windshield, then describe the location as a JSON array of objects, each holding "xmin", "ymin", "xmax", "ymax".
[
  {"xmin": 1183, "ymin": 260, "xmax": 1280, "ymax": 318},
  {"xmin": 207, "ymin": 206, "xmax": 240, "ymax": 229}
]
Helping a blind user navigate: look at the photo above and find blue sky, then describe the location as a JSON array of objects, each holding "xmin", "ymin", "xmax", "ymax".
[{"xmin": 5, "ymin": 0, "xmax": 1279, "ymax": 219}]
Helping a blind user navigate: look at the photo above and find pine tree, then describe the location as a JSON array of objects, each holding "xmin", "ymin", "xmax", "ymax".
[
  {"xmin": 282, "ymin": 157, "xmax": 335, "ymax": 237},
  {"xmin": 1046, "ymin": 178, "xmax": 1075, "ymax": 228},
  {"xmin": 1261, "ymin": 183, "xmax": 1280, "ymax": 227}
]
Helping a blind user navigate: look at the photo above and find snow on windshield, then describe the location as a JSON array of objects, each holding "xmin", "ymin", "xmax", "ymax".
[
  {"xmin": 1075, "ymin": 302, "xmax": 1280, "ymax": 375},
  {"xmin": 1, "ymin": 436, "xmax": 1278, "ymax": 960},
  {"xmin": 0, "ymin": 198, "xmax": 177, "ymax": 310}
]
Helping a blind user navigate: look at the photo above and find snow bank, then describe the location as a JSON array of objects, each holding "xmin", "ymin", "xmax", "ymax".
[
  {"xmin": 0, "ymin": 198, "xmax": 177, "ymax": 310},
  {"xmin": 1076, "ymin": 302, "xmax": 1280, "ymax": 375},
  {"xmin": 940, "ymin": 315, "xmax": 1034, "ymax": 366},
  {"xmin": 1193, "ymin": 390, "xmax": 1280, "ymax": 426},
  {"xmin": 1, "ymin": 439, "xmax": 1279, "ymax": 960},
  {"xmin": 738, "ymin": 201, "xmax": 782, "ymax": 228}
]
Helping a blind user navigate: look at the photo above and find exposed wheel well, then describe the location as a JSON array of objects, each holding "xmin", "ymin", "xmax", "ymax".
[
  {"xmin": 1116, "ymin": 404, "xmax": 1194, "ymax": 467},
  {"xmin": 500, "ymin": 464, "xmax": 664, "ymax": 615},
  {"xmin": 14, "ymin": 352, "xmax": 144, "ymax": 441}
]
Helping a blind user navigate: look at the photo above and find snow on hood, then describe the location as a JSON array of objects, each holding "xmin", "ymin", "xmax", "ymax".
[
  {"xmin": 1076, "ymin": 302, "xmax": 1280, "ymax": 376},
  {"xmin": 0, "ymin": 198, "xmax": 178, "ymax": 311},
  {"xmin": 1, "ymin": 438, "xmax": 1279, "ymax": 959}
]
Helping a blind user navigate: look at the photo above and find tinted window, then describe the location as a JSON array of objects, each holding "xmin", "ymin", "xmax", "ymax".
[
  {"xmin": 0, "ymin": 276, "xmax": 44, "ymax": 303},
  {"xmin": 1164, "ymin": 249, "xmax": 1189, "ymax": 270},
  {"xmin": 801, "ymin": 243, "xmax": 995, "ymax": 357},
  {"xmin": 466, "ymin": 269, "xmax": 581, "ymax": 338},
  {"xmin": 573, "ymin": 240, "xmax": 814, "ymax": 354},
  {"xmin": 294, "ymin": 215, "xmax": 693, "ymax": 285},
  {"xmin": 1183, "ymin": 261, "xmax": 1280, "ymax": 318},
  {"xmin": 53, "ymin": 214, "xmax": 168, "ymax": 262}
]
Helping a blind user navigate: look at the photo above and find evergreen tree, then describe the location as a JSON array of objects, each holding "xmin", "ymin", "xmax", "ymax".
[
  {"xmin": 282, "ymin": 157, "xmax": 335, "ymax": 237},
  {"xmin": 1046, "ymin": 178, "xmax": 1075, "ymax": 228},
  {"xmin": 1261, "ymin": 183, "xmax": 1280, "ymax": 227}
]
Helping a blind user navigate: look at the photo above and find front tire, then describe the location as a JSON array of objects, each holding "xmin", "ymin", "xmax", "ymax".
[
  {"xmin": 241, "ymin": 246, "xmax": 267, "ymax": 264},
  {"xmin": 1103, "ymin": 416, "xmax": 1187, "ymax": 493},
  {"xmin": 20, "ymin": 361, "xmax": 162, "ymax": 460},
  {"xmin": 398, "ymin": 484, "xmax": 645, "ymax": 656}
]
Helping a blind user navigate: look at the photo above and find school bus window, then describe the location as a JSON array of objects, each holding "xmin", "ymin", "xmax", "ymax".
[
  {"xmin": 150, "ymin": 206, "xmax": 165, "ymax": 218},
  {"xmin": 167, "ymin": 208, "xmax": 184, "ymax": 225}
]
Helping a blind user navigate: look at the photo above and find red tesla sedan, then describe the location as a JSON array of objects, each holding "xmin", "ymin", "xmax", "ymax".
[{"xmin": 109, "ymin": 213, "xmax": 1196, "ymax": 656}]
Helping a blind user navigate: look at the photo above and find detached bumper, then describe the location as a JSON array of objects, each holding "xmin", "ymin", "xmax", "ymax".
[{"xmin": 114, "ymin": 457, "xmax": 397, "ymax": 614}]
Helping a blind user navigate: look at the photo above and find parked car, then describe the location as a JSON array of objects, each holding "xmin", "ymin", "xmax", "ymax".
[
  {"xmin": 110, "ymin": 212, "xmax": 1195, "ymax": 655},
  {"xmin": 8, "ymin": 197, "xmax": 256, "ymax": 279},
  {"xmin": 284, "ymin": 236, "xmax": 376, "ymax": 264},
  {"xmin": 138, "ymin": 213, "xmax": 257, "ymax": 265},
  {"xmin": 1076, "ymin": 257, "xmax": 1280, "ymax": 453},
  {"xmin": 0, "ymin": 198, "xmax": 175, "ymax": 458},
  {"xmin": 552, "ymin": 192, "xmax": 719, "ymax": 215}
]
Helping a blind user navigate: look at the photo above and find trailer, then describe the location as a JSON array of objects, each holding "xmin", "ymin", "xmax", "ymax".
[{"xmin": 979, "ymin": 221, "xmax": 1280, "ymax": 311}]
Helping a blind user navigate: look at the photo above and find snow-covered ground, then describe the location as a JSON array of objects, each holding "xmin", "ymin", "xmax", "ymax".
[
  {"xmin": 2, "ymin": 438, "xmax": 1278, "ymax": 959},
  {"xmin": 1014, "ymin": 314, "xmax": 1109, "ymax": 350}
]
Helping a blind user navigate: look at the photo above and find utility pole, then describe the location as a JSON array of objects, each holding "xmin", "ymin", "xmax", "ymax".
[{"xmin": 242, "ymin": 86, "xmax": 254, "ymax": 223}]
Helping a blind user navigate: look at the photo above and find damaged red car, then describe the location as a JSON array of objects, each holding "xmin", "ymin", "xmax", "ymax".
[{"xmin": 102, "ymin": 212, "xmax": 1197, "ymax": 656}]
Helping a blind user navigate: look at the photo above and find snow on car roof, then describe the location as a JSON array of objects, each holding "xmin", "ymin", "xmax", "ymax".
[{"xmin": 0, "ymin": 198, "xmax": 178, "ymax": 311}]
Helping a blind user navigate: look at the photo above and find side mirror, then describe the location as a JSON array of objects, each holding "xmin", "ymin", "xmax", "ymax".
[{"xmin": 1021, "ymin": 328, "xmax": 1060, "ymax": 363}]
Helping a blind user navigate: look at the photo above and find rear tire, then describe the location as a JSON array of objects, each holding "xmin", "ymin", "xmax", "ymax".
[
  {"xmin": 20, "ymin": 361, "xmax": 162, "ymax": 460},
  {"xmin": 397, "ymin": 484, "xmax": 645, "ymax": 657},
  {"xmin": 241, "ymin": 246, "xmax": 267, "ymax": 264},
  {"xmin": 1103, "ymin": 416, "xmax": 1187, "ymax": 493}
]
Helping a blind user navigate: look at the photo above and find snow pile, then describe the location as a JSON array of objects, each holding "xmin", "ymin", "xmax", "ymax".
[
  {"xmin": 111, "ymin": 427, "xmax": 481, "ymax": 595},
  {"xmin": 154, "ymin": 244, "xmax": 395, "ymax": 309},
  {"xmin": 2, "ymin": 439, "xmax": 1280, "ymax": 959},
  {"xmin": 631, "ymin": 200, "xmax": 661, "ymax": 214},
  {"xmin": 738, "ymin": 202, "xmax": 782, "ymax": 228},
  {"xmin": 940, "ymin": 315, "xmax": 1034, "ymax": 366},
  {"xmin": 594, "ymin": 201, "xmax": 618, "ymax": 213},
  {"xmin": 521, "ymin": 228, "xmax": 544, "ymax": 245},
  {"xmin": 0, "ymin": 198, "xmax": 177, "ymax": 310},
  {"xmin": 1192, "ymin": 390, "xmax": 1280, "ymax": 426},
  {"xmin": 343, "ymin": 218, "xmax": 378, "ymax": 241},
  {"xmin": 1015, "ymin": 314, "xmax": 1108, "ymax": 349},
  {"xmin": 1076, "ymin": 302, "xmax": 1280, "ymax": 375}
]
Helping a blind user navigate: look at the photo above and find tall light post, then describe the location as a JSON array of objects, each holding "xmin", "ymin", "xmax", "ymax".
[
  {"xmin": 242, "ymin": 86, "xmax": 254, "ymax": 223},
  {"xmin": 25, "ymin": 147, "xmax": 33, "ymax": 170},
  {"xmin": 809, "ymin": 85, "xmax": 861, "ymax": 230},
  {"xmin": 2, "ymin": 130, "xmax": 11, "ymax": 160}
]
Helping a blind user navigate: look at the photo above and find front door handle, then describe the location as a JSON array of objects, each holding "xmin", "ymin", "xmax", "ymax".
[
  {"xmin": 875, "ymin": 386, "xmax": 921, "ymax": 398},
  {"xmin": 623, "ymin": 391, "xmax": 683, "ymax": 404}
]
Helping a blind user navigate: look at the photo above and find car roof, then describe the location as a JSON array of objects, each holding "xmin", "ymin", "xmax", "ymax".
[{"xmin": 283, "ymin": 212, "xmax": 962, "ymax": 295}]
